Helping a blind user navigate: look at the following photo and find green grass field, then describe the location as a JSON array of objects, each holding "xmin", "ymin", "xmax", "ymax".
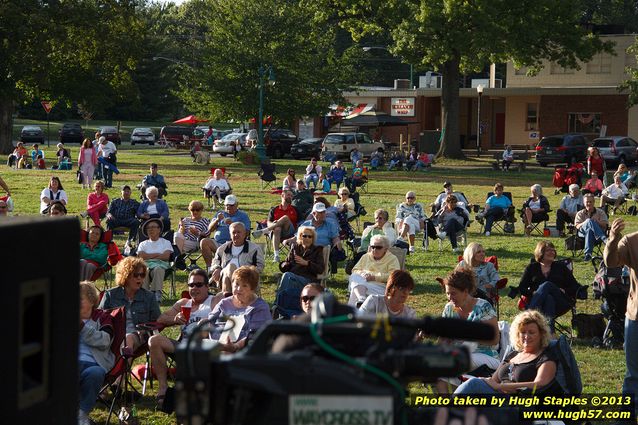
[{"xmin": 1, "ymin": 136, "xmax": 633, "ymax": 424}]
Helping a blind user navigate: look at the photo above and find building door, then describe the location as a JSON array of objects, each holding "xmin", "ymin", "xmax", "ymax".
[{"xmin": 495, "ymin": 113, "xmax": 505, "ymax": 146}]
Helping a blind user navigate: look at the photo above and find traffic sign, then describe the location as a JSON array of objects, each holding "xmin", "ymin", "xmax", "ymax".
[{"xmin": 41, "ymin": 100, "xmax": 53, "ymax": 114}]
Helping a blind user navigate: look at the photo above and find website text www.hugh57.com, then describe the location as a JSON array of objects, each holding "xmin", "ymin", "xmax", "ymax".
[{"xmin": 522, "ymin": 409, "xmax": 632, "ymax": 421}]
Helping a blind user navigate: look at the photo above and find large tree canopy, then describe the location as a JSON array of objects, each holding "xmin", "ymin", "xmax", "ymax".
[
  {"xmin": 176, "ymin": 0, "xmax": 360, "ymax": 125},
  {"xmin": 0, "ymin": 0, "xmax": 145, "ymax": 153},
  {"xmin": 336, "ymin": 0, "xmax": 614, "ymax": 158}
]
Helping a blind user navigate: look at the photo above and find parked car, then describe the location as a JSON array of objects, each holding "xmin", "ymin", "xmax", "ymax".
[
  {"xmin": 59, "ymin": 122, "xmax": 84, "ymax": 144},
  {"xmin": 291, "ymin": 137, "xmax": 324, "ymax": 160},
  {"xmin": 592, "ymin": 136, "xmax": 638, "ymax": 165},
  {"xmin": 130, "ymin": 128, "xmax": 156, "ymax": 145},
  {"xmin": 534, "ymin": 133, "xmax": 589, "ymax": 167},
  {"xmin": 321, "ymin": 132, "xmax": 385, "ymax": 159},
  {"xmin": 264, "ymin": 128, "xmax": 299, "ymax": 158},
  {"xmin": 98, "ymin": 126, "xmax": 121, "ymax": 145},
  {"xmin": 159, "ymin": 126, "xmax": 205, "ymax": 145},
  {"xmin": 20, "ymin": 125, "xmax": 45, "ymax": 144},
  {"xmin": 213, "ymin": 133, "xmax": 245, "ymax": 156}
]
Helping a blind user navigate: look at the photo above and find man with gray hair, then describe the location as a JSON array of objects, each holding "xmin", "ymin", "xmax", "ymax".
[
  {"xmin": 556, "ymin": 184, "xmax": 584, "ymax": 237},
  {"xmin": 209, "ymin": 222, "xmax": 264, "ymax": 293}
]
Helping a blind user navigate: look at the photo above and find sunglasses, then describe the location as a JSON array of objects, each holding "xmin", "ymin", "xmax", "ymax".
[
  {"xmin": 406, "ymin": 196, "xmax": 415, "ymax": 199},
  {"xmin": 188, "ymin": 281, "xmax": 207, "ymax": 288},
  {"xmin": 0, "ymin": 206, "xmax": 7, "ymax": 209},
  {"xmin": 301, "ymin": 295, "xmax": 316, "ymax": 303},
  {"xmin": 370, "ymin": 245, "xmax": 384, "ymax": 250},
  {"xmin": 301, "ymin": 234, "xmax": 313, "ymax": 238},
  {"xmin": 133, "ymin": 272, "xmax": 146, "ymax": 278}
]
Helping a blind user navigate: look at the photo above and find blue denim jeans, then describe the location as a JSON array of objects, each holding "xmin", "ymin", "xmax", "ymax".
[
  {"xmin": 79, "ymin": 360, "xmax": 106, "ymax": 413},
  {"xmin": 527, "ymin": 281, "xmax": 572, "ymax": 332},
  {"xmin": 454, "ymin": 377, "xmax": 499, "ymax": 395},
  {"xmin": 577, "ymin": 219, "xmax": 606, "ymax": 255},
  {"xmin": 624, "ymin": 317, "xmax": 638, "ymax": 413},
  {"xmin": 305, "ymin": 174, "xmax": 319, "ymax": 189},
  {"xmin": 102, "ymin": 163, "xmax": 113, "ymax": 187},
  {"xmin": 280, "ymin": 272, "xmax": 311, "ymax": 289}
]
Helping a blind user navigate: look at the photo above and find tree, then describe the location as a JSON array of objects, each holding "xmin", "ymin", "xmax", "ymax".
[
  {"xmin": 0, "ymin": 0, "xmax": 146, "ymax": 153},
  {"xmin": 175, "ymin": 0, "xmax": 360, "ymax": 125},
  {"xmin": 336, "ymin": 0, "xmax": 614, "ymax": 158}
]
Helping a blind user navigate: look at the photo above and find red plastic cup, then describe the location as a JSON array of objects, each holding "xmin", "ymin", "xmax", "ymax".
[{"xmin": 181, "ymin": 306, "xmax": 192, "ymax": 322}]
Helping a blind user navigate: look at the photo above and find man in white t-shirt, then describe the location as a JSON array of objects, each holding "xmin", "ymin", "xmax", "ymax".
[
  {"xmin": 97, "ymin": 136, "xmax": 117, "ymax": 188},
  {"xmin": 137, "ymin": 218, "xmax": 173, "ymax": 301}
]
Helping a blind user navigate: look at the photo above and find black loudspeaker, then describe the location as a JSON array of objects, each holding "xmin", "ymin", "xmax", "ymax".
[{"xmin": 1, "ymin": 217, "xmax": 79, "ymax": 424}]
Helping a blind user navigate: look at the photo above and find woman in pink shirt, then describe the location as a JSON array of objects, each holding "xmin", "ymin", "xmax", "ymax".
[
  {"xmin": 78, "ymin": 138, "xmax": 98, "ymax": 189},
  {"xmin": 83, "ymin": 181, "xmax": 109, "ymax": 226},
  {"xmin": 583, "ymin": 170, "xmax": 604, "ymax": 196}
]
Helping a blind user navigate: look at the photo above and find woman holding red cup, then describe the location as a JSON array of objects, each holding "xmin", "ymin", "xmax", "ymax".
[{"xmin": 148, "ymin": 269, "xmax": 223, "ymax": 409}]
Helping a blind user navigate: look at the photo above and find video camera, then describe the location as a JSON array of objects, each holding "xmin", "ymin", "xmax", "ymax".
[{"xmin": 173, "ymin": 294, "xmax": 497, "ymax": 425}]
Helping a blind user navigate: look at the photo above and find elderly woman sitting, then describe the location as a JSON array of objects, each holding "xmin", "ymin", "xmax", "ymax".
[
  {"xmin": 359, "ymin": 269, "xmax": 416, "ymax": 318},
  {"xmin": 437, "ymin": 268, "xmax": 500, "ymax": 393},
  {"xmin": 99, "ymin": 256, "xmax": 161, "ymax": 350},
  {"xmin": 279, "ymin": 226, "xmax": 325, "ymax": 288},
  {"xmin": 334, "ymin": 187, "xmax": 356, "ymax": 218},
  {"xmin": 455, "ymin": 310, "xmax": 562, "ymax": 395},
  {"xmin": 521, "ymin": 184, "xmax": 550, "ymax": 236},
  {"xmin": 137, "ymin": 186, "xmax": 171, "ymax": 233},
  {"xmin": 348, "ymin": 235, "xmax": 400, "ymax": 306},
  {"xmin": 600, "ymin": 173, "xmax": 629, "ymax": 214},
  {"xmin": 208, "ymin": 266, "xmax": 271, "ymax": 352},
  {"xmin": 360, "ymin": 209, "xmax": 397, "ymax": 253},
  {"xmin": 79, "ymin": 225, "xmax": 109, "ymax": 281},
  {"xmin": 78, "ymin": 281, "xmax": 115, "ymax": 425},
  {"xmin": 203, "ymin": 168, "xmax": 232, "ymax": 205}
]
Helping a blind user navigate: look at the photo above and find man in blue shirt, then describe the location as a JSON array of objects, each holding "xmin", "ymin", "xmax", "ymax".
[
  {"xmin": 300, "ymin": 202, "xmax": 340, "ymax": 249},
  {"xmin": 205, "ymin": 194, "xmax": 251, "ymax": 250},
  {"xmin": 476, "ymin": 182, "xmax": 512, "ymax": 236},
  {"xmin": 141, "ymin": 163, "xmax": 168, "ymax": 199},
  {"xmin": 106, "ymin": 185, "xmax": 141, "ymax": 246}
]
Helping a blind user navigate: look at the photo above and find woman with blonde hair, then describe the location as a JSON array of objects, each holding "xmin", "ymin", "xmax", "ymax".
[
  {"xmin": 98, "ymin": 256, "xmax": 160, "ymax": 350},
  {"xmin": 457, "ymin": 242, "xmax": 500, "ymax": 299},
  {"xmin": 279, "ymin": 226, "xmax": 325, "ymax": 288},
  {"xmin": 455, "ymin": 309, "xmax": 561, "ymax": 395}
]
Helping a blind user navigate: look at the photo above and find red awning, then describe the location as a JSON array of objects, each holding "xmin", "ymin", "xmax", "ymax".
[{"xmin": 173, "ymin": 115, "xmax": 208, "ymax": 125}]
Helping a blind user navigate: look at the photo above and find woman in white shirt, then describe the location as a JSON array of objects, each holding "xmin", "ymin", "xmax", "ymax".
[
  {"xmin": 600, "ymin": 173, "xmax": 629, "ymax": 214},
  {"xmin": 203, "ymin": 168, "xmax": 232, "ymax": 204},
  {"xmin": 359, "ymin": 269, "xmax": 416, "ymax": 318},
  {"xmin": 40, "ymin": 176, "xmax": 68, "ymax": 214}
]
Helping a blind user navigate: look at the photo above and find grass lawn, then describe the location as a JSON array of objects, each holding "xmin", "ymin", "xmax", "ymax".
[{"xmin": 1, "ymin": 143, "xmax": 632, "ymax": 424}]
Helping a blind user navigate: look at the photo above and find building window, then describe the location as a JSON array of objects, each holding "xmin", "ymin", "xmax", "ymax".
[
  {"xmin": 550, "ymin": 63, "xmax": 574, "ymax": 74},
  {"xmin": 567, "ymin": 112, "xmax": 601, "ymax": 134},
  {"xmin": 526, "ymin": 103, "xmax": 538, "ymax": 131},
  {"xmin": 586, "ymin": 53, "xmax": 612, "ymax": 74}
]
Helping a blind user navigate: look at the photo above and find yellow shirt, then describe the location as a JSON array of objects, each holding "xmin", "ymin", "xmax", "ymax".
[{"xmin": 352, "ymin": 251, "xmax": 400, "ymax": 284}]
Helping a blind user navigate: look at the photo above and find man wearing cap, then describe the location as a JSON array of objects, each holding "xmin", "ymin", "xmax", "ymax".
[
  {"xmin": 252, "ymin": 189, "xmax": 297, "ymax": 262},
  {"xmin": 556, "ymin": 184, "xmax": 584, "ymax": 237},
  {"xmin": 106, "ymin": 185, "xmax": 141, "ymax": 246},
  {"xmin": 137, "ymin": 218, "xmax": 174, "ymax": 302},
  {"xmin": 300, "ymin": 202, "xmax": 340, "ymax": 249},
  {"xmin": 204, "ymin": 195, "xmax": 251, "ymax": 263},
  {"xmin": 433, "ymin": 181, "xmax": 471, "ymax": 214},
  {"xmin": 141, "ymin": 163, "xmax": 167, "ymax": 199}
]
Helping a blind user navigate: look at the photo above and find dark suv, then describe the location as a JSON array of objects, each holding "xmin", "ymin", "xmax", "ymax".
[
  {"xmin": 98, "ymin": 126, "xmax": 121, "ymax": 145},
  {"xmin": 59, "ymin": 123, "xmax": 84, "ymax": 144},
  {"xmin": 535, "ymin": 134, "xmax": 590, "ymax": 166},
  {"xmin": 159, "ymin": 126, "xmax": 205, "ymax": 145},
  {"xmin": 264, "ymin": 128, "xmax": 298, "ymax": 158}
]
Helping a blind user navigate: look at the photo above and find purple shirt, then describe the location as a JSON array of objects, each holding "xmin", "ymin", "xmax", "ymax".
[{"xmin": 208, "ymin": 297, "xmax": 271, "ymax": 341}]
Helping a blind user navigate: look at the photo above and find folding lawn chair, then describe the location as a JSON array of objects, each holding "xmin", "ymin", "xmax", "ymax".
[
  {"xmin": 258, "ymin": 161, "xmax": 277, "ymax": 190},
  {"xmin": 477, "ymin": 191, "xmax": 516, "ymax": 235}
]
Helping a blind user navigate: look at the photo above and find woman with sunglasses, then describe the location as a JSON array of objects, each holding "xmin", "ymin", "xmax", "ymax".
[
  {"xmin": 359, "ymin": 270, "xmax": 416, "ymax": 318},
  {"xmin": 99, "ymin": 256, "xmax": 161, "ymax": 350},
  {"xmin": 173, "ymin": 200, "xmax": 211, "ymax": 256},
  {"xmin": 348, "ymin": 235, "xmax": 400, "ymax": 306},
  {"xmin": 300, "ymin": 283, "xmax": 325, "ymax": 315},
  {"xmin": 279, "ymin": 226, "xmax": 325, "ymax": 289},
  {"xmin": 148, "ymin": 269, "xmax": 222, "ymax": 409}
]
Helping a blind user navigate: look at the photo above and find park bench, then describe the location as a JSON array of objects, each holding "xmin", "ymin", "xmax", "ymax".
[{"xmin": 492, "ymin": 145, "xmax": 530, "ymax": 172}]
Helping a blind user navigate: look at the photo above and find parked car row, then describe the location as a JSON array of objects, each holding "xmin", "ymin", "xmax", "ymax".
[{"xmin": 535, "ymin": 133, "xmax": 638, "ymax": 167}]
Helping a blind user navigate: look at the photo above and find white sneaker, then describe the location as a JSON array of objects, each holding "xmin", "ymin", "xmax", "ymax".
[
  {"xmin": 273, "ymin": 253, "xmax": 280, "ymax": 263},
  {"xmin": 485, "ymin": 231, "xmax": 491, "ymax": 236},
  {"xmin": 452, "ymin": 247, "xmax": 460, "ymax": 253},
  {"xmin": 78, "ymin": 409, "xmax": 90, "ymax": 425},
  {"xmin": 252, "ymin": 228, "xmax": 264, "ymax": 239},
  {"xmin": 409, "ymin": 246, "xmax": 415, "ymax": 253},
  {"xmin": 437, "ymin": 231, "xmax": 447, "ymax": 240}
]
